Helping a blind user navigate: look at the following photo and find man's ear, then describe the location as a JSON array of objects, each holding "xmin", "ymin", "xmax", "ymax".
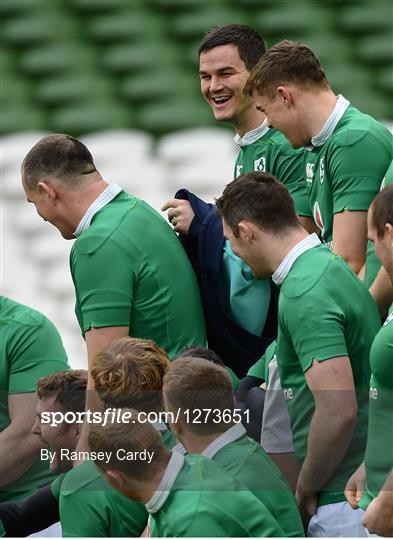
[
  {"xmin": 38, "ymin": 180, "xmax": 58, "ymax": 202},
  {"xmin": 106, "ymin": 469, "xmax": 126, "ymax": 487},
  {"xmin": 238, "ymin": 221, "xmax": 254, "ymax": 243},
  {"xmin": 385, "ymin": 223, "xmax": 393, "ymax": 242},
  {"xmin": 277, "ymin": 86, "xmax": 293, "ymax": 108}
]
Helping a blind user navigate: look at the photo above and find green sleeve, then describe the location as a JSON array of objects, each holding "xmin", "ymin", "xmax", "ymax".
[
  {"xmin": 329, "ymin": 137, "xmax": 388, "ymax": 214},
  {"xmin": 281, "ymin": 294, "xmax": 348, "ymax": 373},
  {"xmin": 50, "ymin": 473, "xmax": 65, "ymax": 500},
  {"xmin": 247, "ymin": 340, "xmax": 277, "ymax": 380},
  {"xmin": 0, "ymin": 517, "xmax": 5, "ymax": 537},
  {"xmin": 225, "ymin": 367, "xmax": 240, "ymax": 392},
  {"xmin": 71, "ymin": 240, "xmax": 136, "ymax": 334},
  {"xmin": 8, "ymin": 317, "xmax": 68, "ymax": 394},
  {"xmin": 60, "ymin": 490, "xmax": 110, "ymax": 537}
]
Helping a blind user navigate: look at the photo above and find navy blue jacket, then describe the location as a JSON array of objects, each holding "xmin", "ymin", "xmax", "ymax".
[{"xmin": 175, "ymin": 188, "xmax": 278, "ymax": 377}]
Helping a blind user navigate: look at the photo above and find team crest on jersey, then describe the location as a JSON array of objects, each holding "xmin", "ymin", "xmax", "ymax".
[
  {"xmin": 254, "ymin": 156, "xmax": 266, "ymax": 172},
  {"xmin": 306, "ymin": 163, "xmax": 315, "ymax": 183},
  {"xmin": 235, "ymin": 164, "xmax": 243, "ymax": 177},
  {"xmin": 313, "ymin": 201, "xmax": 324, "ymax": 234},
  {"xmin": 319, "ymin": 156, "xmax": 325, "ymax": 184}
]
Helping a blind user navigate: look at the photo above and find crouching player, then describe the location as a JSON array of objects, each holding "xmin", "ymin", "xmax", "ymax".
[
  {"xmin": 163, "ymin": 356, "xmax": 304, "ymax": 536},
  {"xmin": 88, "ymin": 408, "xmax": 284, "ymax": 537}
]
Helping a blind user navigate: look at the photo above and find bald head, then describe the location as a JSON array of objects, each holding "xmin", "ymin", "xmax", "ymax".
[{"xmin": 22, "ymin": 134, "xmax": 97, "ymax": 190}]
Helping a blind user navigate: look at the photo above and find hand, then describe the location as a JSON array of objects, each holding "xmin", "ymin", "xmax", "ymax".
[
  {"xmin": 362, "ymin": 492, "xmax": 393, "ymax": 537},
  {"xmin": 161, "ymin": 199, "xmax": 195, "ymax": 235},
  {"xmin": 344, "ymin": 462, "xmax": 365, "ymax": 509},
  {"xmin": 296, "ymin": 488, "xmax": 318, "ymax": 530}
]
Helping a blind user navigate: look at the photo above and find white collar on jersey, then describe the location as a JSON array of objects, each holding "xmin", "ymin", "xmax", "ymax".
[
  {"xmin": 202, "ymin": 423, "xmax": 246, "ymax": 459},
  {"xmin": 273, "ymin": 233, "xmax": 321, "ymax": 285},
  {"xmin": 234, "ymin": 119, "xmax": 270, "ymax": 148},
  {"xmin": 152, "ymin": 420, "xmax": 168, "ymax": 432},
  {"xmin": 306, "ymin": 94, "xmax": 350, "ymax": 150},
  {"xmin": 145, "ymin": 450, "xmax": 185, "ymax": 514},
  {"xmin": 73, "ymin": 183, "xmax": 122, "ymax": 237}
]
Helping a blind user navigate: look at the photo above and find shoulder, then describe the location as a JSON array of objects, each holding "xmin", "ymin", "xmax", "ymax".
[
  {"xmin": 329, "ymin": 107, "xmax": 391, "ymax": 149},
  {"xmin": 60, "ymin": 460, "xmax": 102, "ymax": 495}
]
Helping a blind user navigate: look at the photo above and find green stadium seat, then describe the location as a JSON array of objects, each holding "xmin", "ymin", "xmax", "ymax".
[
  {"xmin": 1, "ymin": 105, "xmax": 46, "ymax": 134},
  {"xmin": 2, "ymin": 74, "xmax": 32, "ymax": 104},
  {"xmin": 376, "ymin": 69, "xmax": 393, "ymax": 95},
  {"xmin": 88, "ymin": 10, "xmax": 161, "ymax": 42},
  {"xmin": 170, "ymin": 8, "xmax": 247, "ymax": 40},
  {"xmin": 101, "ymin": 42, "xmax": 179, "ymax": 74},
  {"xmin": 50, "ymin": 101, "xmax": 132, "ymax": 135},
  {"xmin": 356, "ymin": 34, "xmax": 393, "ymax": 65},
  {"xmin": 338, "ymin": 3, "xmax": 392, "ymax": 34},
  {"xmin": 36, "ymin": 74, "xmax": 114, "ymax": 105},
  {"xmin": 20, "ymin": 44, "xmax": 97, "ymax": 76},
  {"xmin": 0, "ymin": 0, "xmax": 50, "ymax": 16},
  {"xmin": 122, "ymin": 71, "xmax": 196, "ymax": 103},
  {"xmin": 71, "ymin": 0, "xmax": 124, "ymax": 13},
  {"xmin": 3, "ymin": 13, "xmax": 74, "ymax": 46},
  {"xmin": 305, "ymin": 35, "xmax": 351, "ymax": 66},
  {"xmin": 136, "ymin": 98, "xmax": 213, "ymax": 135},
  {"xmin": 253, "ymin": 2, "xmax": 328, "ymax": 38}
]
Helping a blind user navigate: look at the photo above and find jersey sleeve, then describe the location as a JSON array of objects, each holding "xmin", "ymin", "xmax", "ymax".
[
  {"xmin": 281, "ymin": 292, "xmax": 349, "ymax": 373},
  {"xmin": 60, "ymin": 490, "xmax": 109, "ymax": 537},
  {"xmin": 8, "ymin": 318, "xmax": 68, "ymax": 395},
  {"xmin": 71, "ymin": 239, "xmax": 136, "ymax": 334},
  {"xmin": 329, "ymin": 136, "xmax": 388, "ymax": 214}
]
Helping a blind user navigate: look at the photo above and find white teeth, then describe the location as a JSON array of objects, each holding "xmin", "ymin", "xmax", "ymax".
[{"xmin": 213, "ymin": 96, "xmax": 231, "ymax": 104}]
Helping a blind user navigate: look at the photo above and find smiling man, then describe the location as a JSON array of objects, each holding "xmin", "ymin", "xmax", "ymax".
[
  {"xmin": 216, "ymin": 171, "xmax": 381, "ymax": 536},
  {"xmin": 245, "ymin": 40, "xmax": 393, "ymax": 275}
]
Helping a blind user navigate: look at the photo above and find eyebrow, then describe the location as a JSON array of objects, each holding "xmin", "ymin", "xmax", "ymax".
[{"xmin": 199, "ymin": 66, "xmax": 236, "ymax": 76}]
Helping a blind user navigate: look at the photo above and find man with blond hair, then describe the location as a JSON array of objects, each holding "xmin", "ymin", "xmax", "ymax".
[{"xmin": 245, "ymin": 40, "xmax": 392, "ymax": 276}]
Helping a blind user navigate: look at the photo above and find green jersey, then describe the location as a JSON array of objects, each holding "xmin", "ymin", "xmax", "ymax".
[
  {"xmin": 70, "ymin": 189, "xmax": 206, "ymax": 358},
  {"xmin": 304, "ymin": 98, "xmax": 393, "ymax": 244},
  {"xmin": 235, "ymin": 121, "xmax": 311, "ymax": 217},
  {"xmin": 360, "ymin": 305, "xmax": 393, "ymax": 510},
  {"xmin": 247, "ymin": 340, "xmax": 277, "ymax": 381},
  {"xmin": 202, "ymin": 424, "xmax": 304, "ymax": 537},
  {"xmin": 276, "ymin": 239, "xmax": 380, "ymax": 506},
  {"xmin": 147, "ymin": 452, "xmax": 284, "ymax": 537},
  {"xmin": 0, "ymin": 517, "xmax": 4, "ymax": 537},
  {"xmin": 0, "ymin": 296, "xmax": 69, "ymax": 502},
  {"xmin": 364, "ymin": 159, "xmax": 393, "ymax": 288},
  {"xmin": 55, "ymin": 426, "xmax": 176, "ymax": 536}
]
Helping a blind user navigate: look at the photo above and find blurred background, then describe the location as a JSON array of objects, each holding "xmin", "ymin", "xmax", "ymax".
[{"xmin": 1, "ymin": 0, "xmax": 392, "ymax": 368}]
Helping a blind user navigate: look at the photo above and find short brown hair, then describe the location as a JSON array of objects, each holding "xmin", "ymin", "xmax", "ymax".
[
  {"xmin": 371, "ymin": 184, "xmax": 393, "ymax": 238},
  {"xmin": 37, "ymin": 370, "xmax": 87, "ymax": 414},
  {"xmin": 163, "ymin": 357, "xmax": 234, "ymax": 435},
  {"xmin": 244, "ymin": 40, "xmax": 328, "ymax": 98},
  {"xmin": 216, "ymin": 171, "xmax": 300, "ymax": 237},
  {"xmin": 92, "ymin": 337, "xmax": 169, "ymax": 412},
  {"xmin": 88, "ymin": 408, "xmax": 169, "ymax": 478},
  {"xmin": 22, "ymin": 134, "xmax": 96, "ymax": 190}
]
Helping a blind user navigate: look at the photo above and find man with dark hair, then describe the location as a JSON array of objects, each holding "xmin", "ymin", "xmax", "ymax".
[
  {"xmin": 0, "ymin": 370, "xmax": 86, "ymax": 536},
  {"xmin": 163, "ymin": 357, "xmax": 304, "ymax": 537},
  {"xmin": 88, "ymin": 408, "xmax": 284, "ymax": 537},
  {"xmin": 245, "ymin": 40, "xmax": 393, "ymax": 276},
  {"xmin": 365, "ymin": 160, "xmax": 393, "ymax": 317},
  {"xmin": 178, "ymin": 345, "xmax": 240, "ymax": 392},
  {"xmin": 0, "ymin": 296, "xmax": 69, "ymax": 503},
  {"xmin": 162, "ymin": 24, "xmax": 315, "ymax": 377},
  {"xmin": 345, "ymin": 184, "xmax": 393, "ymax": 537},
  {"xmin": 21, "ymin": 133, "xmax": 206, "ymax": 444},
  {"xmin": 216, "ymin": 171, "xmax": 381, "ymax": 536}
]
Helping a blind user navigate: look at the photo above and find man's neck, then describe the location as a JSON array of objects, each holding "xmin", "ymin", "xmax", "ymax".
[
  {"xmin": 126, "ymin": 454, "xmax": 170, "ymax": 504},
  {"xmin": 235, "ymin": 109, "xmax": 266, "ymax": 138},
  {"xmin": 68, "ymin": 178, "xmax": 109, "ymax": 231},
  {"xmin": 269, "ymin": 229, "xmax": 310, "ymax": 275},
  {"xmin": 180, "ymin": 430, "xmax": 226, "ymax": 455},
  {"xmin": 301, "ymin": 89, "xmax": 338, "ymax": 141}
]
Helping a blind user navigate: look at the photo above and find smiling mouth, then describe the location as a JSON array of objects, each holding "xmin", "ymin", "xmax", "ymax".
[{"xmin": 212, "ymin": 95, "xmax": 232, "ymax": 105}]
